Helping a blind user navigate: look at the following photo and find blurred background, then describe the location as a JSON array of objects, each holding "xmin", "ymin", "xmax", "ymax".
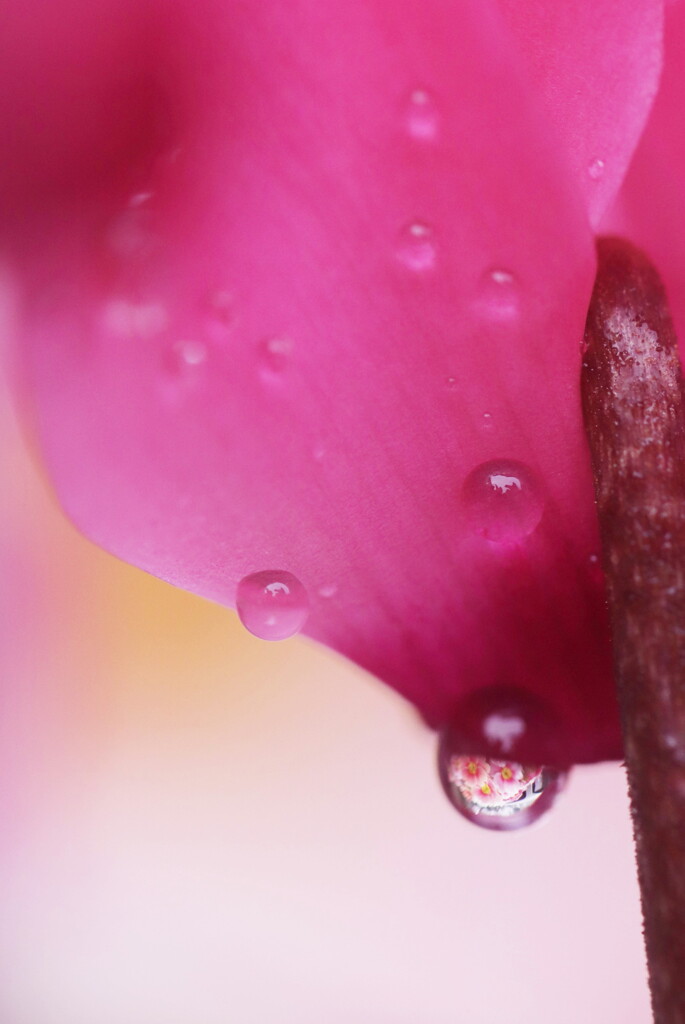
[{"xmin": 0, "ymin": 371, "xmax": 651, "ymax": 1022}]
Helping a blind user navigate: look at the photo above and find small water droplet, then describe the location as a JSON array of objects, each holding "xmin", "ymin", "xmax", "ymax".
[
  {"xmin": 102, "ymin": 299, "xmax": 168, "ymax": 338},
  {"xmin": 437, "ymin": 688, "xmax": 567, "ymax": 831},
  {"xmin": 462, "ymin": 459, "xmax": 544, "ymax": 543},
  {"xmin": 259, "ymin": 336, "xmax": 293, "ymax": 379},
  {"xmin": 236, "ymin": 570, "xmax": 309, "ymax": 640},
  {"xmin": 475, "ymin": 268, "xmax": 521, "ymax": 320},
  {"xmin": 588, "ymin": 158, "xmax": 605, "ymax": 181},
  {"xmin": 445, "ymin": 376, "xmax": 458, "ymax": 391},
  {"xmin": 482, "ymin": 411, "xmax": 494, "ymax": 428},
  {"xmin": 396, "ymin": 222, "xmax": 436, "ymax": 272},
  {"xmin": 106, "ymin": 207, "xmax": 154, "ymax": 259},
  {"xmin": 405, "ymin": 89, "xmax": 440, "ymax": 141},
  {"xmin": 589, "ymin": 553, "xmax": 599, "ymax": 566},
  {"xmin": 175, "ymin": 340, "xmax": 207, "ymax": 367},
  {"xmin": 318, "ymin": 583, "xmax": 338, "ymax": 599}
]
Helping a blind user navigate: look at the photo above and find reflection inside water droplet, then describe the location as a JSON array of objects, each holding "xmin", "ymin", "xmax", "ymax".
[
  {"xmin": 462, "ymin": 459, "xmax": 544, "ymax": 543},
  {"xmin": 437, "ymin": 687, "xmax": 567, "ymax": 830},
  {"xmin": 405, "ymin": 89, "xmax": 440, "ymax": 141},
  {"xmin": 236, "ymin": 570, "xmax": 309, "ymax": 640},
  {"xmin": 444, "ymin": 755, "xmax": 564, "ymax": 830},
  {"xmin": 396, "ymin": 223, "xmax": 436, "ymax": 272}
]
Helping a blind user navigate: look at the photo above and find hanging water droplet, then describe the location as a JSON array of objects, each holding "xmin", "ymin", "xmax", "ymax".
[
  {"xmin": 405, "ymin": 89, "xmax": 440, "ymax": 141},
  {"xmin": 437, "ymin": 687, "xmax": 567, "ymax": 831},
  {"xmin": 462, "ymin": 459, "xmax": 544, "ymax": 543},
  {"xmin": 259, "ymin": 336, "xmax": 293, "ymax": 380},
  {"xmin": 396, "ymin": 222, "xmax": 436, "ymax": 272},
  {"xmin": 236, "ymin": 570, "xmax": 309, "ymax": 641},
  {"xmin": 475, "ymin": 268, "xmax": 521, "ymax": 320},
  {"xmin": 588, "ymin": 158, "xmax": 605, "ymax": 181}
]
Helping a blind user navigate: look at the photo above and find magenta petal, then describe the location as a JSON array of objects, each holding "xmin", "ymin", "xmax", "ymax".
[
  {"xmin": 606, "ymin": 2, "xmax": 685, "ymax": 342},
  {"xmin": 500, "ymin": 0, "xmax": 663, "ymax": 227},
  {"xmin": 3, "ymin": 1, "xmax": 633, "ymax": 761}
]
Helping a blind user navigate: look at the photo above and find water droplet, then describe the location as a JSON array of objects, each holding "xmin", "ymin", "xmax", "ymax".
[
  {"xmin": 396, "ymin": 222, "xmax": 436, "ymax": 272},
  {"xmin": 259, "ymin": 336, "xmax": 293, "ymax": 379},
  {"xmin": 318, "ymin": 583, "xmax": 338, "ymax": 599},
  {"xmin": 405, "ymin": 89, "xmax": 440, "ymax": 141},
  {"xmin": 589, "ymin": 553, "xmax": 599, "ymax": 566},
  {"xmin": 437, "ymin": 688, "xmax": 567, "ymax": 831},
  {"xmin": 236, "ymin": 570, "xmax": 309, "ymax": 641},
  {"xmin": 588, "ymin": 158, "xmax": 605, "ymax": 181},
  {"xmin": 174, "ymin": 340, "xmax": 207, "ymax": 367},
  {"xmin": 475, "ymin": 268, "xmax": 521, "ymax": 320},
  {"xmin": 482, "ymin": 411, "xmax": 494, "ymax": 428},
  {"xmin": 445, "ymin": 376, "xmax": 458, "ymax": 391},
  {"xmin": 462, "ymin": 459, "xmax": 544, "ymax": 543}
]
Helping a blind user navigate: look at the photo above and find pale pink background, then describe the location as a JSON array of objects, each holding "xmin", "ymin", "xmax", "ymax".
[{"xmin": 0, "ymin": 377, "xmax": 651, "ymax": 1023}]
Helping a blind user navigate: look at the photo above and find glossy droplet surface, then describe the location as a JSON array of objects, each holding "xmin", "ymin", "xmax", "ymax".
[
  {"xmin": 405, "ymin": 89, "xmax": 440, "ymax": 141},
  {"xmin": 396, "ymin": 223, "xmax": 436, "ymax": 272},
  {"xmin": 588, "ymin": 158, "xmax": 606, "ymax": 181},
  {"xmin": 437, "ymin": 687, "xmax": 568, "ymax": 831},
  {"xmin": 462, "ymin": 459, "xmax": 544, "ymax": 543},
  {"xmin": 475, "ymin": 268, "xmax": 521, "ymax": 320},
  {"xmin": 236, "ymin": 570, "xmax": 309, "ymax": 641}
]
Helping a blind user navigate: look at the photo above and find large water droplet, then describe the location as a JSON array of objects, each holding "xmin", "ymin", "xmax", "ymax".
[
  {"xmin": 462, "ymin": 459, "xmax": 544, "ymax": 543},
  {"xmin": 475, "ymin": 268, "xmax": 521, "ymax": 320},
  {"xmin": 236, "ymin": 570, "xmax": 309, "ymax": 641},
  {"xmin": 405, "ymin": 89, "xmax": 440, "ymax": 141},
  {"xmin": 396, "ymin": 223, "xmax": 436, "ymax": 272},
  {"xmin": 437, "ymin": 688, "xmax": 567, "ymax": 831}
]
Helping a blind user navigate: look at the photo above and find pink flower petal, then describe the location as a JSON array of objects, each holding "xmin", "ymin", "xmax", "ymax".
[
  {"xmin": 500, "ymin": 0, "xmax": 663, "ymax": 227},
  {"xmin": 0, "ymin": 0, "xmax": 664, "ymax": 763},
  {"xmin": 605, "ymin": 3, "xmax": 685, "ymax": 338}
]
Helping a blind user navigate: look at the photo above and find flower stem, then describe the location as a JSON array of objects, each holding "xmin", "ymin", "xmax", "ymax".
[{"xmin": 582, "ymin": 237, "xmax": 685, "ymax": 1024}]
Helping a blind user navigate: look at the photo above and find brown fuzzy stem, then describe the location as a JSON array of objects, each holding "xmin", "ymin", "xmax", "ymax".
[{"xmin": 582, "ymin": 237, "xmax": 685, "ymax": 1024}]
